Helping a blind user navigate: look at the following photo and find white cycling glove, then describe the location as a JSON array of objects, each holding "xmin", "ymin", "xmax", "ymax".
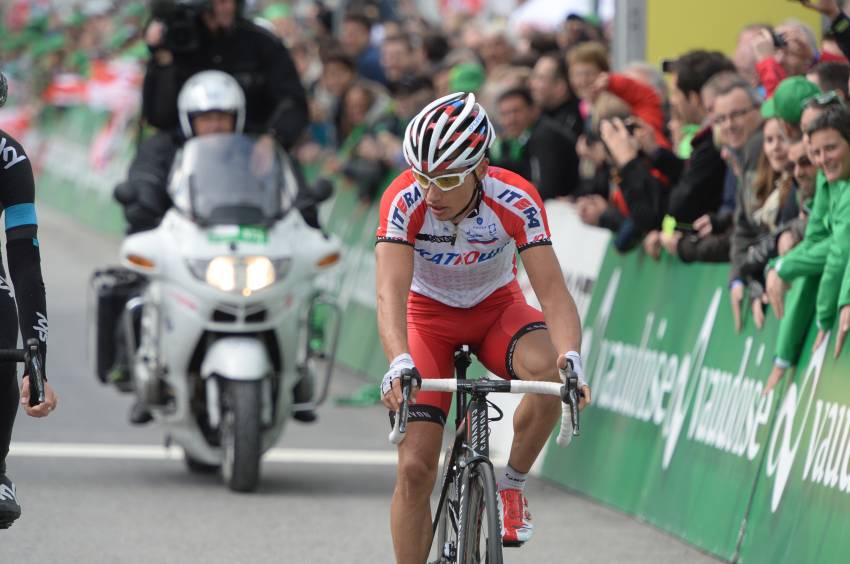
[
  {"xmin": 556, "ymin": 351, "xmax": 587, "ymax": 447},
  {"xmin": 382, "ymin": 353, "xmax": 416, "ymax": 396},
  {"xmin": 559, "ymin": 351, "xmax": 587, "ymax": 388}
]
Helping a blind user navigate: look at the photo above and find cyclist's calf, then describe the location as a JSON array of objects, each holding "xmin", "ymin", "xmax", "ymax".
[{"xmin": 394, "ymin": 423, "xmax": 443, "ymax": 500}]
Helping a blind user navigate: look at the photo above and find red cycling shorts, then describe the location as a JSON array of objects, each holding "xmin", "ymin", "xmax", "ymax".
[{"xmin": 406, "ymin": 280, "xmax": 546, "ymax": 423}]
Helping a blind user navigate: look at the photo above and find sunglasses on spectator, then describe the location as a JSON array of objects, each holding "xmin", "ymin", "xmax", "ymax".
[
  {"xmin": 804, "ymin": 90, "xmax": 843, "ymax": 109},
  {"xmin": 411, "ymin": 166, "xmax": 479, "ymax": 192},
  {"xmin": 713, "ymin": 106, "xmax": 756, "ymax": 126},
  {"xmin": 787, "ymin": 155, "xmax": 812, "ymax": 171}
]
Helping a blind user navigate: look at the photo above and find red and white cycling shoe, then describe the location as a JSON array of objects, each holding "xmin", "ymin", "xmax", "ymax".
[{"xmin": 498, "ymin": 488, "xmax": 533, "ymax": 546}]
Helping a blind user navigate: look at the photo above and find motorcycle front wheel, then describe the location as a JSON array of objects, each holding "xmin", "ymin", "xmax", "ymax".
[{"xmin": 219, "ymin": 380, "xmax": 262, "ymax": 492}]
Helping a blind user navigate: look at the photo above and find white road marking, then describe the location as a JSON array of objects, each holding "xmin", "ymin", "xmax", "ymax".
[
  {"xmin": 8, "ymin": 441, "xmax": 510, "ymax": 466},
  {"xmin": 9, "ymin": 442, "xmax": 400, "ymax": 465}
]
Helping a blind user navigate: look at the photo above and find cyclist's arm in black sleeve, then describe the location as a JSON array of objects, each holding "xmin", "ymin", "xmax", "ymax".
[{"xmin": 0, "ymin": 133, "xmax": 47, "ymax": 371}]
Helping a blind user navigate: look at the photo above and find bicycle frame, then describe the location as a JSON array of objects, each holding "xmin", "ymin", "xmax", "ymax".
[{"xmin": 432, "ymin": 348, "xmax": 489, "ymax": 538}]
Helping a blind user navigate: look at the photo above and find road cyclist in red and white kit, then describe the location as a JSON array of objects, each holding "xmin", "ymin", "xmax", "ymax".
[{"xmin": 376, "ymin": 91, "xmax": 592, "ymax": 563}]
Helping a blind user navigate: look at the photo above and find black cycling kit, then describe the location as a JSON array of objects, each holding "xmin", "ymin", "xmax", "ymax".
[{"xmin": 0, "ymin": 129, "xmax": 48, "ymax": 476}]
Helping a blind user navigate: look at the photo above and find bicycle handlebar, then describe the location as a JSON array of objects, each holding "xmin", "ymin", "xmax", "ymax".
[
  {"xmin": 389, "ymin": 374, "xmax": 583, "ymax": 446},
  {"xmin": 0, "ymin": 338, "xmax": 45, "ymax": 407}
]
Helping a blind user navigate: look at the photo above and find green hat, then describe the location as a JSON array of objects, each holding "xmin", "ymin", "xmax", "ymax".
[
  {"xmin": 449, "ymin": 63, "xmax": 486, "ymax": 94},
  {"xmin": 261, "ymin": 3, "xmax": 291, "ymax": 20},
  {"xmin": 761, "ymin": 76, "xmax": 821, "ymax": 126},
  {"xmin": 120, "ymin": 3, "xmax": 148, "ymax": 20}
]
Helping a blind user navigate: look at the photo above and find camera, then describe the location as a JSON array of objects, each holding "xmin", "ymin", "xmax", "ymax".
[
  {"xmin": 622, "ymin": 118, "xmax": 639, "ymax": 136},
  {"xmin": 150, "ymin": 0, "xmax": 209, "ymax": 53}
]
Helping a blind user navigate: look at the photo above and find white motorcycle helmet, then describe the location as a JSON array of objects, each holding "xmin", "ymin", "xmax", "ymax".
[{"xmin": 177, "ymin": 70, "xmax": 246, "ymax": 138}]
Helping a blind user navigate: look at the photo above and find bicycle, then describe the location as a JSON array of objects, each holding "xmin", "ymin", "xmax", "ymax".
[
  {"xmin": 389, "ymin": 346, "xmax": 583, "ymax": 564},
  {"xmin": 0, "ymin": 338, "xmax": 46, "ymax": 407}
]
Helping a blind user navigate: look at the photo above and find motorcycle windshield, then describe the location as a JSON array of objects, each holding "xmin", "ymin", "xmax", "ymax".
[{"xmin": 169, "ymin": 134, "xmax": 297, "ymax": 226}]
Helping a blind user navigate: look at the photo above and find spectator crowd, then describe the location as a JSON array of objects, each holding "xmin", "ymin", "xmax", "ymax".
[{"xmin": 4, "ymin": 0, "xmax": 850, "ymax": 393}]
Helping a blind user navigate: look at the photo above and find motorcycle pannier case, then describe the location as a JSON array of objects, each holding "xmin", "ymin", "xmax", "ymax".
[{"xmin": 89, "ymin": 267, "xmax": 146, "ymax": 383}]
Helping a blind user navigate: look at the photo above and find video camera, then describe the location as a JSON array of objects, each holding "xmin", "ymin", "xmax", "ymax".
[{"xmin": 150, "ymin": 0, "xmax": 209, "ymax": 53}]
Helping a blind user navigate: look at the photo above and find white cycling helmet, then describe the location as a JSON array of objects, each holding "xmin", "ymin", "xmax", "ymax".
[
  {"xmin": 177, "ymin": 70, "xmax": 246, "ymax": 138},
  {"xmin": 403, "ymin": 91, "xmax": 495, "ymax": 174}
]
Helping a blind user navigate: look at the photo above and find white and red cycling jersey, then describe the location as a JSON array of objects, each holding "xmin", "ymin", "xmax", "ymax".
[{"xmin": 376, "ymin": 167, "xmax": 552, "ymax": 308}]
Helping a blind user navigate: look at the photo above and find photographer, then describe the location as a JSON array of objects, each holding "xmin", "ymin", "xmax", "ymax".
[
  {"xmin": 576, "ymin": 93, "xmax": 681, "ymax": 252},
  {"xmin": 142, "ymin": 0, "xmax": 308, "ymax": 151}
]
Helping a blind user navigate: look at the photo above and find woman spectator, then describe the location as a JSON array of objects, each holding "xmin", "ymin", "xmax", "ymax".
[{"xmin": 730, "ymin": 116, "xmax": 797, "ymax": 331}]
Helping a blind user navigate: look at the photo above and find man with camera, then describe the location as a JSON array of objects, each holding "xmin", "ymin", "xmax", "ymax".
[{"xmin": 142, "ymin": 0, "xmax": 309, "ymax": 151}]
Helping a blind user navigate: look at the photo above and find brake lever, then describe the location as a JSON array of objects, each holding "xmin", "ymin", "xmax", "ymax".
[
  {"xmin": 567, "ymin": 373, "xmax": 580, "ymax": 436},
  {"xmin": 397, "ymin": 372, "xmax": 412, "ymax": 436},
  {"xmin": 25, "ymin": 338, "xmax": 45, "ymax": 407},
  {"xmin": 389, "ymin": 368, "xmax": 421, "ymax": 445}
]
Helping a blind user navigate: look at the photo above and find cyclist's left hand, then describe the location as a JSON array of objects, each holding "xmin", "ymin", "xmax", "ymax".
[
  {"xmin": 20, "ymin": 376, "xmax": 57, "ymax": 418},
  {"xmin": 559, "ymin": 353, "xmax": 591, "ymax": 410}
]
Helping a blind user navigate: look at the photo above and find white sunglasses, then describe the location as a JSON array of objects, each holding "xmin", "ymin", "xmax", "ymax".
[{"xmin": 410, "ymin": 166, "xmax": 479, "ymax": 192}]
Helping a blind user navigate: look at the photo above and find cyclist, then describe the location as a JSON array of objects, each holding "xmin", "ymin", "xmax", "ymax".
[
  {"xmin": 0, "ymin": 70, "xmax": 58, "ymax": 529},
  {"xmin": 376, "ymin": 91, "xmax": 592, "ymax": 563}
]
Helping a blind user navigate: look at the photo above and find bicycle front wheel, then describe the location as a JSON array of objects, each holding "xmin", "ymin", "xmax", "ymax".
[{"xmin": 457, "ymin": 463, "xmax": 503, "ymax": 564}]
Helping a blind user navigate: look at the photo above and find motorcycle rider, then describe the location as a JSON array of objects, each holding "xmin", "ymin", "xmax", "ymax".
[
  {"xmin": 0, "ymin": 70, "xmax": 59, "ymax": 529},
  {"xmin": 115, "ymin": 70, "xmax": 318, "ymax": 423}
]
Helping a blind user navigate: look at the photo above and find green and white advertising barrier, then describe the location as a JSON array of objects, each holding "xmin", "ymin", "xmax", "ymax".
[
  {"xmin": 29, "ymin": 106, "xmax": 132, "ymax": 234},
  {"xmin": 541, "ymin": 246, "xmax": 850, "ymax": 563}
]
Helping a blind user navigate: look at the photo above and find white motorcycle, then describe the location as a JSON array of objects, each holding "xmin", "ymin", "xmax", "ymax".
[{"xmin": 91, "ymin": 134, "xmax": 342, "ymax": 492}]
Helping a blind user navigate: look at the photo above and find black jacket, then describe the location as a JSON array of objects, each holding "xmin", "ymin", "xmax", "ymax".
[
  {"xmin": 114, "ymin": 131, "xmax": 179, "ymax": 234},
  {"xmin": 600, "ymin": 148, "xmax": 681, "ymax": 252},
  {"xmin": 489, "ymin": 116, "xmax": 579, "ymax": 200},
  {"xmin": 830, "ymin": 12, "xmax": 850, "ymax": 62},
  {"xmin": 142, "ymin": 19, "xmax": 308, "ymax": 150},
  {"xmin": 666, "ymin": 126, "xmax": 728, "ymax": 224},
  {"xmin": 543, "ymin": 98, "xmax": 583, "ymax": 142}
]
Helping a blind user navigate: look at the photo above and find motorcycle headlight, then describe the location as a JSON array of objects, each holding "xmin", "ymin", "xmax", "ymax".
[
  {"xmin": 206, "ymin": 256, "xmax": 237, "ymax": 292},
  {"xmin": 187, "ymin": 256, "xmax": 289, "ymax": 295},
  {"xmin": 245, "ymin": 256, "xmax": 275, "ymax": 292}
]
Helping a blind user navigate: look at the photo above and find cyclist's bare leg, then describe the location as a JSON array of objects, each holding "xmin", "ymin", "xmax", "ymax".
[
  {"xmin": 507, "ymin": 329, "xmax": 561, "ymax": 472},
  {"xmin": 391, "ymin": 421, "xmax": 443, "ymax": 564}
]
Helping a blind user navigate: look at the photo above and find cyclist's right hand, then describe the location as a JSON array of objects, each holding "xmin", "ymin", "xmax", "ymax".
[
  {"xmin": 381, "ymin": 353, "xmax": 418, "ymax": 411},
  {"xmin": 20, "ymin": 376, "xmax": 57, "ymax": 418}
]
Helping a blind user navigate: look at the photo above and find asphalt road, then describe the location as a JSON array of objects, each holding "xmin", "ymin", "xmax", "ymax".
[{"xmin": 0, "ymin": 207, "xmax": 721, "ymax": 563}]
